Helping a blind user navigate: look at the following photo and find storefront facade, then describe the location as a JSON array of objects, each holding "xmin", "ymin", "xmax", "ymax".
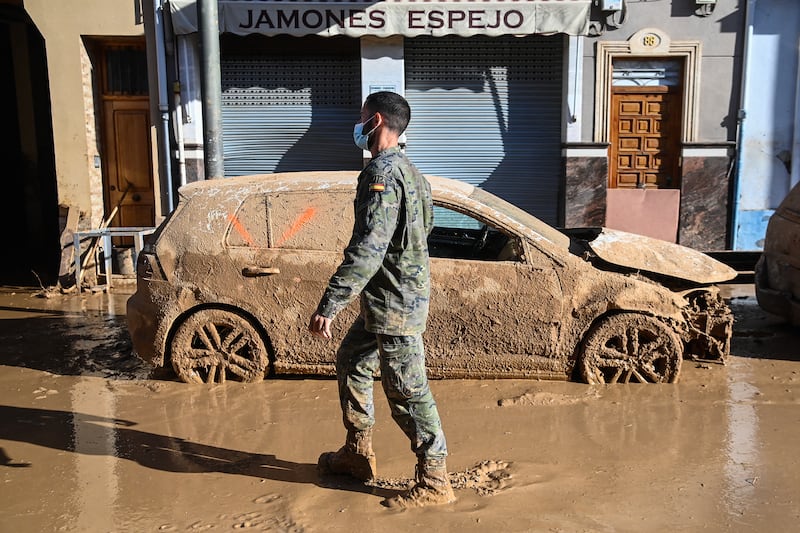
[
  {"xmin": 5, "ymin": 0, "xmax": 790, "ymax": 285},
  {"xmin": 156, "ymin": 0, "xmax": 752, "ymax": 250},
  {"xmin": 164, "ymin": 0, "xmax": 590, "ymax": 227}
]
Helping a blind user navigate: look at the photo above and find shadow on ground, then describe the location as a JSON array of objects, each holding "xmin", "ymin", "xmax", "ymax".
[{"xmin": 0, "ymin": 404, "xmax": 398, "ymax": 498}]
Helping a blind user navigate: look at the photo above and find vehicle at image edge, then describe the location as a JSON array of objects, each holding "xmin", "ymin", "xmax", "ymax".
[
  {"xmin": 127, "ymin": 171, "xmax": 736, "ymax": 385},
  {"xmin": 756, "ymin": 180, "xmax": 800, "ymax": 325}
]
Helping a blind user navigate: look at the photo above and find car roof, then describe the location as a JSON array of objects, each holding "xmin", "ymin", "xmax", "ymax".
[
  {"xmin": 179, "ymin": 171, "xmax": 360, "ymax": 197},
  {"xmin": 179, "ymin": 171, "xmax": 475, "ymax": 195},
  {"xmin": 178, "ymin": 171, "xmax": 570, "ymax": 248}
]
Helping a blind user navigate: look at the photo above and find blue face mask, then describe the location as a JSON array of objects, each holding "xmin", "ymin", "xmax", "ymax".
[{"xmin": 353, "ymin": 115, "xmax": 378, "ymax": 150}]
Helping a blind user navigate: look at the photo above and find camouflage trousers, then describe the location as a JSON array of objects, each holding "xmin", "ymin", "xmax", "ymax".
[{"xmin": 336, "ymin": 317, "xmax": 448, "ymax": 461}]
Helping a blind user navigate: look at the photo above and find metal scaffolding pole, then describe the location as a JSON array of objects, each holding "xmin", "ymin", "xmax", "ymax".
[{"xmin": 198, "ymin": 0, "xmax": 224, "ymax": 179}]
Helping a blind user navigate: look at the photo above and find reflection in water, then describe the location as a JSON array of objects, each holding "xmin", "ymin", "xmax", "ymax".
[
  {"xmin": 723, "ymin": 363, "xmax": 760, "ymax": 520},
  {"xmin": 70, "ymin": 377, "xmax": 119, "ymax": 531}
]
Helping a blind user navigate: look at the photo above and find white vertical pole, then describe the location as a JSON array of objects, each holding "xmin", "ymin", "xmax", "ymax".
[{"xmin": 564, "ymin": 35, "xmax": 584, "ymax": 143}]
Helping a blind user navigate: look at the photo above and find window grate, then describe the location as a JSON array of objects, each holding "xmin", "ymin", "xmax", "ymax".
[{"xmin": 104, "ymin": 46, "xmax": 149, "ymax": 96}]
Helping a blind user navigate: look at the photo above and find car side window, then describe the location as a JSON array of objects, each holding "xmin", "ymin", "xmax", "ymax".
[
  {"xmin": 429, "ymin": 204, "xmax": 523, "ymax": 262},
  {"xmin": 226, "ymin": 195, "xmax": 269, "ymax": 248},
  {"xmin": 267, "ymin": 191, "xmax": 354, "ymax": 251}
]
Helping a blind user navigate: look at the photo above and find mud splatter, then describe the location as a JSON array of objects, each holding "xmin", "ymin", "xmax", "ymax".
[
  {"xmin": 497, "ymin": 388, "xmax": 600, "ymax": 407},
  {"xmin": 368, "ymin": 460, "xmax": 513, "ymax": 497}
]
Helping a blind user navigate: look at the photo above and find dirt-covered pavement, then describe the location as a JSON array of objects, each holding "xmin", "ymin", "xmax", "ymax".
[{"xmin": 1, "ymin": 285, "xmax": 798, "ymax": 532}]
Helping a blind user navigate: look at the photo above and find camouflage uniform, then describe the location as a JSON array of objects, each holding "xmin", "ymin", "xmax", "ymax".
[{"xmin": 316, "ymin": 146, "xmax": 448, "ymax": 461}]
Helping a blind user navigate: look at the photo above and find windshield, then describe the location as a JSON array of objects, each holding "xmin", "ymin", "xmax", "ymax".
[{"xmin": 470, "ymin": 188, "xmax": 570, "ymax": 248}]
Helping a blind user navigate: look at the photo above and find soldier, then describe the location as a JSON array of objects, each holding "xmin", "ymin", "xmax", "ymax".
[{"xmin": 308, "ymin": 91, "xmax": 455, "ymax": 509}]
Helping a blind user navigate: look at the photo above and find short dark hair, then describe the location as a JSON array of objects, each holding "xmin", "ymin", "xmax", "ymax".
[{"xmin": 364, "ymin": 91, "xmax": 411, "ymax": 135}]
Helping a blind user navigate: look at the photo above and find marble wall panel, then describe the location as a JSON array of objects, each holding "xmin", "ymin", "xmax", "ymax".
[
  {"xmin": 564, "ymin": 157, "xmax": 607, "ymax": 228},
  {"xmin": 679, "ymin": 156, "xmax": 730, "ymax": 250}
]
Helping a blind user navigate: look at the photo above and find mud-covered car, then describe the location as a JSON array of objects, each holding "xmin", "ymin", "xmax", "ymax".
[
  {"xmin": 127, "ymin": 171, "xmax": 735, "ymax": 385},
  {"xmin": 756, "ymin": 181, "xmax": 800, "ymax": 325}
]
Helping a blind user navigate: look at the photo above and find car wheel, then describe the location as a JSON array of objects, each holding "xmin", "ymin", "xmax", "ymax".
[
  {"xmin": 170, "ymin": 309, "xmax": 268, "ymax": 384},
  {"xmin": 579, "ymin": 314, "xmax": 682, "ymax": 384}
]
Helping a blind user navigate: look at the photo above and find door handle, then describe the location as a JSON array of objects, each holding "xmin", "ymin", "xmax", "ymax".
[{"xmin": 242, "ymin": 266, "xmax": 280, "ymax": 277}]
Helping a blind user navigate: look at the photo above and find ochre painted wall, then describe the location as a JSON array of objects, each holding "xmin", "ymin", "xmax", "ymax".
[{"xmin": 23, "ymin": 1, "xmax": 146, "ymax": 219}]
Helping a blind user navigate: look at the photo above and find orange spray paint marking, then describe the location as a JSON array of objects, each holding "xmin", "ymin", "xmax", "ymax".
[
  {"xmin": 276, "ymin": 207, "xmax": 317, "ymax": 248},
  {"xmin": 227, "ymin": 213, "xmax": 256, "ymax": 247}
]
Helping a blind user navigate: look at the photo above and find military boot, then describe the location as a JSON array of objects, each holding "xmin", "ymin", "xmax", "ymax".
[
  {"xmin": 382, "ymin": 457, "xmax": 456, "ymax": 509},
  {"xmin": 317, "ymin": 429, "xmax": 377, "ymax": 482}
]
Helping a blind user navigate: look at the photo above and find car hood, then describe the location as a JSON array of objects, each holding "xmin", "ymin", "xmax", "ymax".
[{"xmin": 576, "ymin": 228, "xmax": 737, "ymax": 284}]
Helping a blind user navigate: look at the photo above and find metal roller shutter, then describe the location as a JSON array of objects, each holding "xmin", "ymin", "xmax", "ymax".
[
  {"xmin": 221, "ymin": 48, "xmax": 361, "ymax": 176},
  {"xmin": 405, "ymin": 36, "xmax": 564, "ymax": 225}
]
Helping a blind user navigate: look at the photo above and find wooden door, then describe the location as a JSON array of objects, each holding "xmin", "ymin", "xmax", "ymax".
[
  {"xmin": 98, "ymin": 42, "xmax": 155, "ymax": 233},
  {"xmin": 102, "ymin": 98, "xmax": 155, "ymax": 229},
  {"xmin": 609, "ymin": 87, "xmax": 682, "ymax": 189}
]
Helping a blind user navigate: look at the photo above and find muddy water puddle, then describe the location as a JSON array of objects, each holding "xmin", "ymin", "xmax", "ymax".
[{"xmin": 1, "ymin": 287, "xmax": 799, "ymax": 532}]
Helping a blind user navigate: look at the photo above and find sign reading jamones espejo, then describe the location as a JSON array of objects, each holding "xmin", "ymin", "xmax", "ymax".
[
  {"xmin": 238, "ymin": 6, "xmax": 526, "ymax": 34},
  {"xmin": 167, "ymin": 0, "xmax": 592, "ymax": 38}
]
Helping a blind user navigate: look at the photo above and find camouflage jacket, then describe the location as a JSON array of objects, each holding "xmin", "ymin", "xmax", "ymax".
[{"xmin": 316, "ymin": 146, "xmax": 434, "ymax": 335}]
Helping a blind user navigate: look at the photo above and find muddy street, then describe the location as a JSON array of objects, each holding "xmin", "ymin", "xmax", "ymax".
[{"xmin": 1, "ymin": 285, "xmax": 798, "ymax": 532}]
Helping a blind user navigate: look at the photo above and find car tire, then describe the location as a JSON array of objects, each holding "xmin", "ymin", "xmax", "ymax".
[
  {"xmin": 170, "ymin": 308, "xmax": 269, "ymax": 384},
  {"xmin": 578, "ymin": 313, "xmax": 682, "ymax": 384}
]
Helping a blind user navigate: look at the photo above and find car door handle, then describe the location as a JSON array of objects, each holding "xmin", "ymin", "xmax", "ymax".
[{"xmin": 242, "ymin": 266, "xmax": 281, "ymax": 277}]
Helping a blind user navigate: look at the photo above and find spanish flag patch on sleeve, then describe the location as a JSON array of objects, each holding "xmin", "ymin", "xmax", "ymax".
[{"xmin": 369, "ymin": 182, "xmax": 386, "ymax": 192}]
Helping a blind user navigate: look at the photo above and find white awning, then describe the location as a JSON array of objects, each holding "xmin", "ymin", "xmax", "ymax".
[{"xmin": 167, "ymin": 0, "xmax": 591, "ymax": 38}]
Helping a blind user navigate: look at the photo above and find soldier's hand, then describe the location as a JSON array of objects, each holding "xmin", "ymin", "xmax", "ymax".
[{"xmin": 308, "ymin": 313, "xmax": 332, "ymax": 339}]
